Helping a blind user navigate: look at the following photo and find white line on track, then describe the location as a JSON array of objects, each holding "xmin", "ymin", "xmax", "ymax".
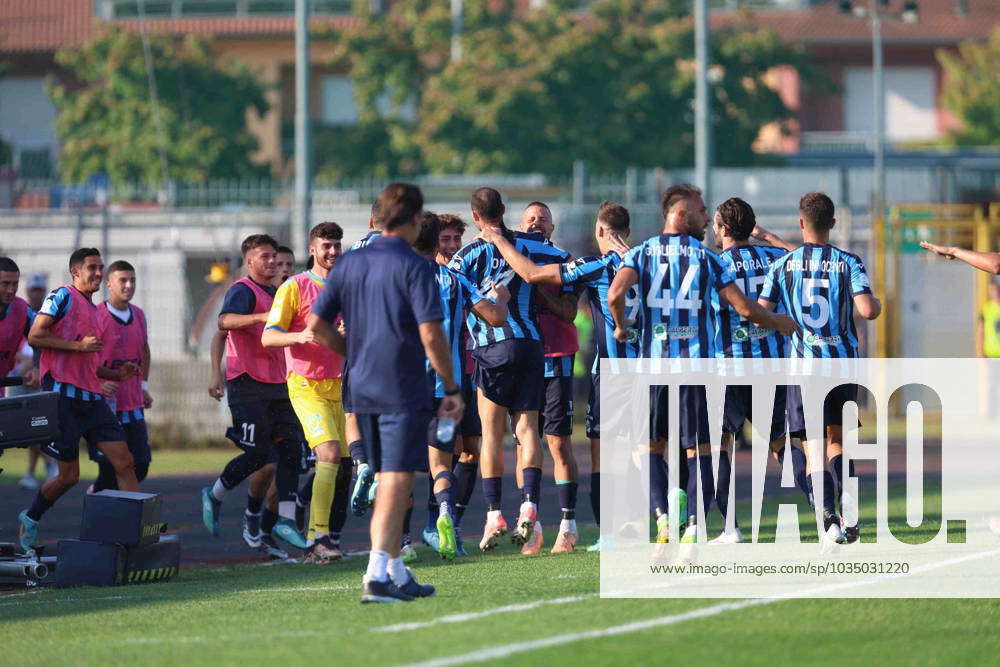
[
  {"xmin": 373, "ymin": 595, "xmax": 596, "ymax": 633},
  {"xmin": 405, "ymin": 547, "xmax": 1000, "ymax": 667}
]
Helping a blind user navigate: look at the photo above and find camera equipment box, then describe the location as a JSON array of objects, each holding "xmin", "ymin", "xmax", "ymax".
[
  {"xmin": 80, "ymin": 491, "xmax": 165, "ymax": 547},
  {"xmin": 56, "ymin": 539, "xmax": 180, "ymax": 588},
  {"xmin": 0, "ymin": 391, "xmax": 60, "ymax": 451}
]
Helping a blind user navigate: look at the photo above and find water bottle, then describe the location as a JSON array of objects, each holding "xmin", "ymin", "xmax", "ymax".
[{"xmin": 436, "ymin": 417, "xmax": 456, "ymax": 445}]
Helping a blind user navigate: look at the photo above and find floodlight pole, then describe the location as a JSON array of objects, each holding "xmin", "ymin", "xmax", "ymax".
[
  {"xmin": 694, "ymin": 0, "xmax": 712, "ymax": 208},
  {"xmin": 451, "ymin": 0, "xmax": 463, "ymax": 62},
  {"xmin": 872, "ymin": 6, "xmax": 886, "ymax": 224},
  {"xmin": 294, "ymin": 0, "xmax": 313, "ymax": 251}
]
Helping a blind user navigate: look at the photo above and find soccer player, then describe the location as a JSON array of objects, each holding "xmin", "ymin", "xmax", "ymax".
[
  {"xmin": 449, "ymin": 187, "xmax": 570, "ymax": 552},
  {"xmin": 275, "ymin": 245, "xmax": 296, "ymax": 283},
  {"xmin": 608, "ymin": 184, "xmax": 796, "ymax": 544},
  {"xmin": 414, "ymin": 212, "xmax": 509, "ymax": 560},
  {"xmin": 479, "ymin": 201, "xmax": 637, "ymax": 553},
  {"xmin": 0, "ymin": 258, "xmax": 37, "ymax": 396},
  {"xmin": 308, "ymin": 182, "xmax": 462, "ymax": 603},
  {"xmin": 263, "ymin": 222, "xmax": 348, "ymax": 563},
  {"xmin": 709, "ymin": 197, "xmax": 810, "ymax": 543},
  {"xmin": 91, "ymin": 260, "xmax": 153, "ymax": 493},
  {"xmin": 18, "ymin": 248, "xmax": 139, "ymax": 553},
  {"xmin": 759, "ymin": 192, "xmax": 881, "ymax": 544},
  {"xmin": 200, "ymin": 234, "xmax": 308, "ymax": 556}
]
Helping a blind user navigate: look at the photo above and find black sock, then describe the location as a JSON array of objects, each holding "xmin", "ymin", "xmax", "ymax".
[
  {"xmin": 261, "ymin": 508, "xmax": 278, "ymax": 535},
  {"xmin": 590, "ymin": 472, "xmax": 600, "ymax": 525},
  {"xmin": 649, "ymin": 453, "xmax": 668, "ymax": 517},
  {"xmin": 558, "ymin": 481, "xmax": 578, "ymax": 521},
  {"xmin": 348, "ymin": 440, "xmax": 366, "ymax": 466},
  {"xmin": 93, "ymin": 461, "xmax": 118, "ymax": 493},
  {"xmin": 697, "ymin": 455, "xmax": 716, "ymax": 523},
  {"xmin": 26, "ymin": 491, "xmax": 53, "ymax": 522},
  {"xmin": 812, "ymin": 470, "xmax": 837, "ymax": 515},
  {"xmin": 403, "ymin": 505, "xmax": 413, "ymax": 539},
  {"xmin": 134, "ymin": 460, "xmax": 149, "ymax": 483},
  {"xmin": 426, "ymin": 473, "xmax": 439, "ymax": 531},
  {"xmin": 330, "ymin": 458, "xmax": 351, "ymax": 534},
  {"xmin": 830, "ymin": 454, "xmax": 854, "ymax": 506},
  {"xmin": 220, "ymin": 450, "xmax": 267, "ymax": 489},
  {"xmin": 453, "ymin": 461, "xmax": 477, "ymax": 525},
  {"xmin": 716, "ymin": 452, "xmax": 732, "ymax": 520},
  {"xmin": 247, "ymin": 494, "xmax": 264, "ymax": 515},
  {"xmin": 685, "ymin": 457, "xmax": 699, "ymax": 525},
  {"xmin": 297, "ymin": 470, "xmax": 315, "ymax": 506},
  {"xmin": 523, "ymin": 467, "xmax": 542, "ymax": 506}
]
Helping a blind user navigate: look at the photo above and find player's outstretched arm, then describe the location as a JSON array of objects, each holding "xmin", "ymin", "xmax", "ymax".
[
  {"xmin": 477, "ymin": 226, "xmax": 562, "ymax": 286},
  {"xmin": 721, "ymin": 284, "xmax": 797, "ymax": 336},
  {"xmin": 418, "ymin": 320, "xmax": 465, "ymax": 422},
  {"xmin": 608, "ymin": 266, "xmax": 639, "ymax": 341},
  {"xmin": 305, "ymin": 312, "xmax": 346, "ymax": 356},
  {"xmin": 750, "ymin": 225, "xmax": 797, "ymax": 251},
  {"xmin": 920, "ymin": 241, "xmax": 1000, "ymax": 275}
]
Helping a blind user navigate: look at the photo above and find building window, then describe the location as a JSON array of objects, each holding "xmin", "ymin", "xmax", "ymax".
[
  {"xmin": 844, "ymin": 66, "xmax": 938, "ymax": 141},
  {"xmin": 320, "ymin": 75, "xmax": 416, "ymax": 126}
]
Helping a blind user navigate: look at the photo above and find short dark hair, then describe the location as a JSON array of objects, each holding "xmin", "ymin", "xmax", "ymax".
[
  {"xmin": 661, "ymin": 183, "xmax": 702, "ymax": 220},
  {"xmin": 69, "ymin": 248, "xmax": 101, "ymax": 271},
  {"xmin": 0, "ymin": 257, "xmax": 19, "ymax": 274},
  {"xmin": 376, "ymin": 182, "xmax": 424, "ymax": 230},
  {"xmin": 370, "ymin": 199, "xmax": 383, "ymax": 229},
  {"xmin": 276, "ymin": 245, "xmax": 294, "ymax": 256},
  {"xmin": 597, "ymin": 201, "xmax": 630, "ymax": 234},
  {"xmin": 524, "ymin": 201, "xmax": 551, "ymax": 213},
  {"xmin": 799, "ymin": 192, "xmax": 835, "ymax": 230},
  {"xmin": 437, "ymin": 214, "xmax": 467, "ymax": 235},
  {"xmin": 471, "ymin": 187, "xmax": 505, "ymax": 223},
  {"xmin": 715, "ymin": 197, "xmax": 757, "ymax": 241},
  {"xmin": 241, "ymin": 234, "xmax": 278, "ymax": 257},
  {"xmin": 107, "ymin": 260, "xmax": 135, "ymax": 275},
  {"xmin": 310, "ymin": 222, "xmax": 344, "ymax": 241},
  {"xmin": 414, "ymin": 211, "xmax": 441, "ymax": 256}
]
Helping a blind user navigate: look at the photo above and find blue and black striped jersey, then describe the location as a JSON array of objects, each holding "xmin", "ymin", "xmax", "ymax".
[
  {"xmin": 448, "ymin": 230, "xmax": 570, "ymax": 347},
  {"xmin": 622, "ymin": 234, "xmax": 735, "ymax": 359},
  {"xmin": 426, "ymin": 263, "xmax": 483, "ymax": 399},
  {"xmin": 712, "ymin": 245, "xmax": 788, "ymax": 359},
  {"xmin": 560, "ymin": 252, "xmax": 641, "ymax": 372},
  {"xmin": 349, "ymin": 231, "xmax": 381, "ymax": 252},
  {"xmin": 760, "ymin": 243, "xmax": 872, "ymax": 359}
]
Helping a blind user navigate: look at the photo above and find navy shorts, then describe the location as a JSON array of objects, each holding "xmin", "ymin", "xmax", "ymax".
[
  {"xmin": 89, "ymin": 418, "xmax": 151, "ymax": 467},
  {"xmin": 786, "ymin": 383, "xmax": 861, "ymax": 437},
  {"xmin": 459, "ymin": 373, "xmax": 481, "ymax": 438},
  {"xmin": 472, "ymin": 338, "xmax": 544, "ymax": 412},
  {"xmin": 649, "ymin": 385, "xmax": 711, "ymax": 449},
  {"xmin": 723, "ymin": 385, "xmax": 787, "ymax": 443},
  {"xmin": 225, "ymin": 377, "xmax": 304, "ymax": 456},
  {"xmin": 586, "ymin": 371, "xmax": 600, "ymax": 440},
  {"xmin": 541, "ymin": 375, "xmax": 574, "ymax": 437},
  {"xmin": 44, "ymin": 395, "xmax": 125, "ymax": 463},
  {"xmin": 357, "ymin": 410, "xmax": 433, "ymax": 473}
]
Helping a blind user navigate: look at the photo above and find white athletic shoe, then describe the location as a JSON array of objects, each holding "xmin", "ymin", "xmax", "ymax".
[
  {"xmin": 18, "ymin": 474, "xmax": 39, "ymax": 491},
  {"xmin": 708, "ymin": 527, "xmax": 744, "ymax": 544}
]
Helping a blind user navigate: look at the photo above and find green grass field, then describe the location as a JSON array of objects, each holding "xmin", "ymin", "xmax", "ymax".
[
  {"xmin": 0, "ymin": 448, "xmax": 234, "ymax": 486},
  {"xmin": 2, "ymin": 486, "xmax": 998, "ymax": 665}
]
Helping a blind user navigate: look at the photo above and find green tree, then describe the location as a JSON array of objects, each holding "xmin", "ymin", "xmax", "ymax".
[
  {"xmin": 50, "ymin": 26, "xmax": 269, "ymax": 183},
  {"xmin": 323, "ymin": 0, "xmax": 822, "ymax": 175},
  {"xmin": 939, "ymin": 27, "xmax": 1000, "ymax": 146}
]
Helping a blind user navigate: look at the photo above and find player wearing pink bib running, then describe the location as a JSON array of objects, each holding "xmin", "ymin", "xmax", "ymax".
[
  {"xmin": 18, "ymin": 248, "xmax": 138, "ymax": 554},
  {"xmin": 90, "ymin": 260, "xmax": 153, "ymax": 493},
  {"xmin": 0, "ymin": 257, "xmax": 36, "ymax": 397}
]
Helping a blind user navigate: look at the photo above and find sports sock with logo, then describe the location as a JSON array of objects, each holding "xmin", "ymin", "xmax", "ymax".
[
  {"xmin": 522, "ymin": 467, "xmax": 542, "ymax": 507},
  {"xmin": 426, "ymin": 475, "xmax": 439, "ymax": 532},
  {"xmin": 557, "ymin": 480, "xmax": 578, "ymax": 533},
  {"xmin": 590, "ymin": 472, "xmax": 600, "ymax": 525},
  {"xmin": 483, "ymin": 476, "xmax": 502, "ymax": 512},
  {"xmin": 452, "ymin": 461, "xmax": 477, "ymax": 525},
  {"xmin": 309, "ymin": 461, "xmax": 338, "ymax": 539},
  {"xmin": 434, "ymin": 471, "xmax": 456, "ymax": 516},
  {"xmin": 649, "ymin": 453, "xmax": 668, "ymax": 517}
]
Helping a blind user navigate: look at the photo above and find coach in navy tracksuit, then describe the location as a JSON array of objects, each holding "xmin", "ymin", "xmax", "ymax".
[{"xmin": 309, "ymin": 183, "xmax": 464, "ymax": 604}]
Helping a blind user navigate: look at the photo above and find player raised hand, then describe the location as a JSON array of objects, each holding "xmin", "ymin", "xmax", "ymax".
[
  {"xmin": 607, "ymin": 233, "xmax": 631, "ymax": 257},
  {"xmin": 919, "ymin": 241, "xmax": 956, "ymax": 259},
  {"xmin": 477, "ymin": 226, "xmax": 503, "ymax": 245}
]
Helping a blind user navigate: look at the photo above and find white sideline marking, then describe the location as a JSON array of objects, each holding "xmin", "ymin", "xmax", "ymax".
[
  {"xmin": 0, "ymin": 595, "xmax": 128, "ymax": 607},
  {"xmin": 373, "ymin": 595, "xmax": 595, "ymax": 633},
  {"xmin": 0, "ymin": 585, "xmax": 353, "ymax": 609},
  {"xmin": 405, "ymin": 547, "xmax": 1000, "ymax": 667}
]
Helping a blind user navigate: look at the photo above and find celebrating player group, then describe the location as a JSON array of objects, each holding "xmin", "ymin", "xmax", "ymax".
[{"xmin": 3, "ymin": 180, "xmax": 881, "ymax": 604}]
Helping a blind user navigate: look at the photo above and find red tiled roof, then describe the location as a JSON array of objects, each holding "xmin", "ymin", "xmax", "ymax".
[
  {"xmin": 713, "ymin": 0, "xmax": 1000, "ymax": 46},
  {"xmin": 0, "ymin": 0, "xmax": 93, "ymax": 53},
  {"xmin": 110, "ymin": 14, "xmax": 361, "ymax": 38}
]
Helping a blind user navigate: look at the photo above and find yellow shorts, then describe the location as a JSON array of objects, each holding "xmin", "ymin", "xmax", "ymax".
[{"xmin": 287, "ymin": 372, "xmax": 347, "ymax": 454}]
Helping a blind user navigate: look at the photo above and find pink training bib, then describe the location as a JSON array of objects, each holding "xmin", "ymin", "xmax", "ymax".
[
  {"xmin": 284, "ymin": 272, "xmax": 342, "ymax": 381},
  {"xmin": 0, "ymin": 296, "xmax": 28, "ymax": 378},
  {"xmin": 225, "ymin": 277, "xmax": 286, "ymax": 384},
  {"xmin": 539, "ymin": 284, "xmax": 579, "ymax": 358},
  {"xmin": 97, "ymin": 303, "xmax": 147, "ymax": 411},
  {"xmin": 39, "ymin": 286, "xmax": 103, "ymax": 393}
]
